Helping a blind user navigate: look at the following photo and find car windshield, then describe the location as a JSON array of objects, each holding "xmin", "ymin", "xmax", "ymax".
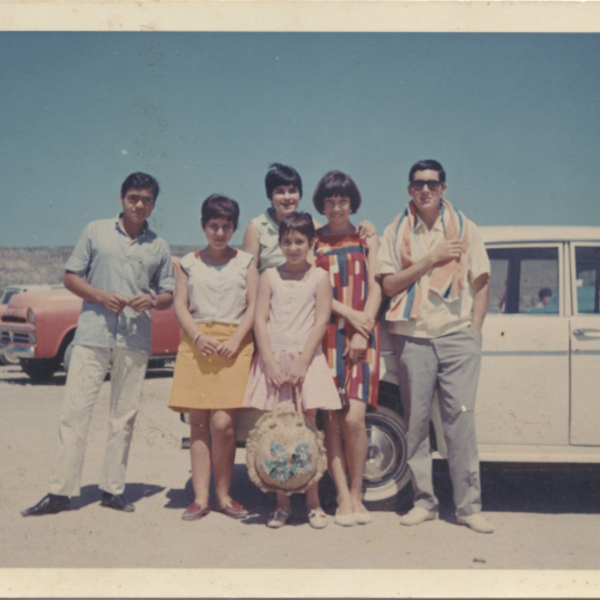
[{"xmin": 1, "ymin": 291, "xmax": 17, "ymax": 305}]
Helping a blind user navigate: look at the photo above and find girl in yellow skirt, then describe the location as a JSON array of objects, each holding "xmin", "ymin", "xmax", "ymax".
[{"xmin": 168, "ymin": 194, "xmax": 259, "ymax": 521}]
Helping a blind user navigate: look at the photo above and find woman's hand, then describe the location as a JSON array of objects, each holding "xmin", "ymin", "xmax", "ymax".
[
  {"xmin": 344, "ymin": 307, "xmax": 375, "ymax": 338},
  {"xmin": 357, "ymin": 221, "xmax": 376, "ymax": 238},
  {"xmin": 264, "ymin": 359, "xmax": 287, "ymax": 389},
  {"xmin": 345, "ymin": 332, "xmax": 368, "ymax": 363},
  {"xmin": 216, "ymin": 338, "xmax": 241, "ymax": 358},
  {"xmin": 288, "ymin": 356, "xmax": 309, "ymax": 387},
  {"xmin": 194, "ymin": 333, "xmax": 219, "ymax": 356}
]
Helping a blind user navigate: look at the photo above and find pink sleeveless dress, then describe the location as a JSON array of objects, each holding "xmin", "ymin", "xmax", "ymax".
[{"xmin": 243, "ymin": 266, "xmax": 341, "ymax": 412}]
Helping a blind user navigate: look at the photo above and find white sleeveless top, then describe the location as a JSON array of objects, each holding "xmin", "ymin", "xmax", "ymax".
[
  {"xmin": 180, "ymin": 250, "xmax": 254, "ymax": 325},
  {"xmin": 266, "ymin": 266, "xmax": 328, "ymax": 348}
]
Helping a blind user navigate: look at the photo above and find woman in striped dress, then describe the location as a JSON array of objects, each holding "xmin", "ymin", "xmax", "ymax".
[{"xmin": 313, "ymin": 171, "xmax": 382, "ymax": 527}]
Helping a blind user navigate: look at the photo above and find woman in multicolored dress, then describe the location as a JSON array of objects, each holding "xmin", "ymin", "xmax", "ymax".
[{"xmin": 313, "ymin": 171, "xmax": 382, "ymax": 527}]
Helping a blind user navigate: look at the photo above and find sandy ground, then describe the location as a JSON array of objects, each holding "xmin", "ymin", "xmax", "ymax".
[{"xmin": 1, "ymin": 363, "xmax": 600, "ymax": 597}]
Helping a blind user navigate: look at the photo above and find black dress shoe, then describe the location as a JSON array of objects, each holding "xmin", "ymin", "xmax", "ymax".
[
  {"xmin": 100, "ymin": 492, "xmax": 135, "ymax": 513},
  {"xmin": 21, "ymin": 493, "xmax": 70, "ymax": 517}
]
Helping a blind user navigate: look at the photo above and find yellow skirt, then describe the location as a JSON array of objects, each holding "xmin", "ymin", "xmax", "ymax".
[{"xmin": 168, "ymin": 322, "xmax": 253, "ymax": 412}]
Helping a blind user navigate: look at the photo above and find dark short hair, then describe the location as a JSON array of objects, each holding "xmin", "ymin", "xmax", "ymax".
[
  {"xmin": 312, "ymin": 170, "xmax": 361, "ymax": 215},
  {"xmin": 121, "ymin": 172, "xmax": 160, "ymax": 202},
  {"xmin": 539, "ymin": 287, "xmax": 553, "ymax": 300},
  {"xmin": 265, "ymin": 163, "xmax": 303, "ymax": 201},
  {"xmin": 408, "ymin": 160, "xmax": 446, "ymax": 184},
  {"xmin": 278, "ymin": 211, "xmax": 315, "ymax": 244},
  {"xmin": 201, "ymin": 194, "xmax": 240, "ymax": 230}
]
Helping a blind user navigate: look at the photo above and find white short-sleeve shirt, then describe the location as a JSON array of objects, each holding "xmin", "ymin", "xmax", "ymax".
[
  {"xmin": 376, "ymin": 212, "xmax": 490, "ymax": 338},
  {"xmin": 181, "ymin": 249, "xmax": 254, "ymax": 325}
]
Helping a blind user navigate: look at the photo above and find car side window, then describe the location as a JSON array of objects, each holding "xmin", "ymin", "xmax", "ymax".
[
  {"xmin": 575, "ymin": 246, "xmax": 600, "ymax": 314},
  {"xmin": 488, "ymin": 247, "xmax": 559, "ymax": 315}
]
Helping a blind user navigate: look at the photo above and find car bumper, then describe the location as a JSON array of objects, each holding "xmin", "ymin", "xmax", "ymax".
[{"xmin": 0, "ymin": 343, "xmax": 35, "ymax": 359}]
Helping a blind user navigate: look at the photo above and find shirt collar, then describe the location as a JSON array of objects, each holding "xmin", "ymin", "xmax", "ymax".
[
  {"xmin": 414, "ymin": 211, "xmax": 443, "ymax": 233},
  {"xmin": 115, "ymin": 213, "xmax": 149, "ymax": 238}
]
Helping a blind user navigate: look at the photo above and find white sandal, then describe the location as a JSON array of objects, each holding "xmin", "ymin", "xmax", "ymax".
[
  {"xmin": 308, "ymin": 508, "xmax": 328, "ymax": 529},
  {"xmin": 267, "ymin": 507, "xmax": 292, "ymax": 528}
]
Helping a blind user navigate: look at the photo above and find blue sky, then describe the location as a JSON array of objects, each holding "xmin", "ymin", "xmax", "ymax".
[{"xmin": 1, "ymin": 32, "xmax": 599, "ymax": 248}]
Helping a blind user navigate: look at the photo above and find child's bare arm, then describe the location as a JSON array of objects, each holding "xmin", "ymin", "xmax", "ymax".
[
  {"xmin": 216, "ymin": 259, "xmax": 260, "ymax": 358},
  {"xmin": 288, "ymin": 272, "xmax": 332, "ymax": 386},
  {"xmin": 253, "ymin": 271, "xmax": 287, "ymax": 388},
  {"xmin": 363, "ymin": 234, "xmax": 383, "ymax": 323},
  {"xmin": 241, "ymin": 222, "xmax": 260, "ymax": 264},
  {"xmin": 173, "ymin": 269, "xmax": 218, "ymax": 356}
]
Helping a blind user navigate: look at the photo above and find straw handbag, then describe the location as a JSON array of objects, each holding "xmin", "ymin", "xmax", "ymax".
[{"xmin": 246, "ymin": 385, "xmax": 327, "ymax": 495}]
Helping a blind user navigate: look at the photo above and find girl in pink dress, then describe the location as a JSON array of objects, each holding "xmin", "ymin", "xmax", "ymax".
[{"xmin": 244, "ymin": 212, "xmax": 341, "ymax": 529}]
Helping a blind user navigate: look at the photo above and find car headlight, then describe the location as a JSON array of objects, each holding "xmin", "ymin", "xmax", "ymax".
[{"xmin": 28, "ymin": 308, "xmax": 35, "ymax": 324}]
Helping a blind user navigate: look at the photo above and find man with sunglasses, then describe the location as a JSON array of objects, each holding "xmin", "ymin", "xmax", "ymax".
[
  {"xmin": 21, "ymin": 172, "xmax": 175, "ymax": 517},
  {"xmin": 377, "ymin": 160, "xmax": 493, "ymax": 533}
]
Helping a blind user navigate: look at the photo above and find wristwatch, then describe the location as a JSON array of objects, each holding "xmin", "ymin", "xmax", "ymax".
[{"xmin": 149, "ymin": 292, "xmax": 157, "ymax": 308}]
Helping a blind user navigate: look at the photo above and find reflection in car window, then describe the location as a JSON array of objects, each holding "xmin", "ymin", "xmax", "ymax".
[
  {"xmin": 488, "ymin": 247, "xmax": 559, "ymax": 315},
  {"xmin": 575, "ymin": 247, "xmax": 600, "ymax": 314}
]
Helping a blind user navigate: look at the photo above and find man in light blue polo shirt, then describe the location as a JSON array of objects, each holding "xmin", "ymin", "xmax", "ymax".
[{"xmin": 22, "ymin": 172, "xmax": 175, "ymax": 516}]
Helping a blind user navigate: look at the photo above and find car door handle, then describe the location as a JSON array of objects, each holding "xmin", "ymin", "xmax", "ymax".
[{"xmin": 573, "ymin": 328, "xmax": 600, "ymax": 335}]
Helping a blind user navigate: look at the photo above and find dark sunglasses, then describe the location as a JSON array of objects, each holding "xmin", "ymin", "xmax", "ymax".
[{"xmin": 410, "ymin": 180, "xmax": 442, "ymax": 191}]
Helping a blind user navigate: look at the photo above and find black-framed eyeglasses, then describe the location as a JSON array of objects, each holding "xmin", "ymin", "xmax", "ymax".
[{"xmin": 410, "ymin": 180, "xmax": 442, "ymax": 191}]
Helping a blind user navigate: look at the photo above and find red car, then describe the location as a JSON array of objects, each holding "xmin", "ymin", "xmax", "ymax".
[{"xmin": 0, "ymin": 258, "xmax": 181, "ymax": 380}]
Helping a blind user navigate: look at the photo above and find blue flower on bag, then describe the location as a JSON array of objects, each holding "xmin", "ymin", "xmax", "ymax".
[
  {"xmin": 263, "ymin": 442, "xmax": 291, "ymax": 482},
  {"xmin": 290, "ymin": 443, "xmax": 312, "ymax": 476}
]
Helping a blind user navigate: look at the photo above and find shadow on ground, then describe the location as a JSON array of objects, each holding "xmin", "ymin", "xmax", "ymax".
[
  {"xmin": 1, "ymin": 366, "xmax": 173, "ymax": 387},
  {"xmin": 1, "ymin": 372, "xmax": 67, "ymax": 386},
  {"xmin": 70, "ymin": 483, "xmax": 165, "ymax": 511},
  {"xmin": 430, "ymin": 461, "xmax": 600, "ymax": 520},
  {"xmin": 164, "ymin": 464, "xmax": 327, "ymax": 526}
]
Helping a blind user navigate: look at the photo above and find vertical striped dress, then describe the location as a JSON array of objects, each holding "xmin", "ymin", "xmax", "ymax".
[{"xmin": 315, "ymin": 230, "xmax": 380, "ymax": 407}]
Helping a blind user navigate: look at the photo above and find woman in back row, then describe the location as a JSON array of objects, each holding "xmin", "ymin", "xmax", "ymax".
[{"xmin": 242, "ymin": 162, "xmax": 375, "ymax": 271}]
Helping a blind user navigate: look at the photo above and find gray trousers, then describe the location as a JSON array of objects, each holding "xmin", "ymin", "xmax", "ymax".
[{"xmin": 392, "ymin": 324, "xmax": 482, "ymax": 516}]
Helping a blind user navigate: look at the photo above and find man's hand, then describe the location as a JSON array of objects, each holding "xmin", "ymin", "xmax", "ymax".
[
  {"xmin": 128, "ymin": 294, "xmax": 154, "ymax": 313},
  {"xmin": 102, "ymin": 292, "xmax": 130, "ymax": 314},
  {"xmin": 429, "ymin": 239, "xmax": 463, "ymax": 266}
]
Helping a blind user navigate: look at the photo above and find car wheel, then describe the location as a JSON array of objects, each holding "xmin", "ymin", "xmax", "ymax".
[
  {"xmin": 362, "ymin": 383, "xmax": 413, "ymax": 511},
  {"xmin": 0, "ymin": 353, "xmax": 19, "ymax": 366},
  {"xmin": 20, "ymin": 358, "xmax": 60, "ymax": 380}
]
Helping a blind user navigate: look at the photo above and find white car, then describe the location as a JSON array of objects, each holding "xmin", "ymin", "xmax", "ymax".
[{"xmin": 234, "ymin": 225, "xmax": 600, "ymax": 509}]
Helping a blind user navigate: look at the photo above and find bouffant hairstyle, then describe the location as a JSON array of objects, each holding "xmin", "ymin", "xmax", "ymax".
[
  {"xmin": 312, "ymin": 170, "xmax": 361, "ymax": 215},
  {"xmin": 265, "ymin": 163, "xmax": 303, "ymax": 201},
  {"xmin": 200, "ymin": 194, "xmax": 240, "ymax": 230},
  {"xmin": 278, "ymin": 211, "xmax": 315, "ymax": 244}
]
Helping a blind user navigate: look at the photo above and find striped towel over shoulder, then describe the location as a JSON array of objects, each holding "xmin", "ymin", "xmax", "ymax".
[{"xmin": 385, "ymin": 198, "xmax": 468, "ymax": 323}]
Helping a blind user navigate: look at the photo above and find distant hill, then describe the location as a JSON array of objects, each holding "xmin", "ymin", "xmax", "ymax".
[{"xmin": 0, "ymin": 245, "xmax": 200, "ymax": 292}]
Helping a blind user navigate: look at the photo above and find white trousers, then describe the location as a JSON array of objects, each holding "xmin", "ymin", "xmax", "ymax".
[{"xmin": 48, "ymin": 345, "xmax": 148, "ymax": 497}]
